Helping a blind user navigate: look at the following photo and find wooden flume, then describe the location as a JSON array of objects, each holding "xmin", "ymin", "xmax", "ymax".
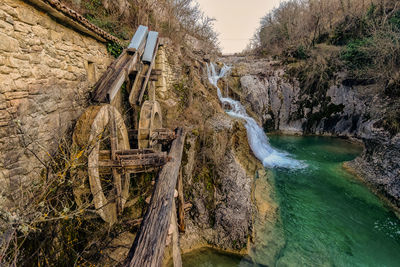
[{"xmin": 72, "ymin": 25, "xmax": 186, "ymax": 266}]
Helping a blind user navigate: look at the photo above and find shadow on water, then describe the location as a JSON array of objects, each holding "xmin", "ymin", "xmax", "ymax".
[{"xmin": 181, "ymin": 136, "xmax": 400, "ymax": 267}]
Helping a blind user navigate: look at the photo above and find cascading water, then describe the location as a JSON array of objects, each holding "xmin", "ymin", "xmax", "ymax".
[{"xmin": 207, "ymin": 63, "xmax": 305, "ymax": 169}]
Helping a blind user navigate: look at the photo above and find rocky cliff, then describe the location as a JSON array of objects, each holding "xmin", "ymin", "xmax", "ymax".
[
  {"xmin": 151, "ymin": 48, "xmax": 284, "ymax": 258},
  {"xmin": 222, "ymin": 55, "xmax": 400, "ymax": 210}
]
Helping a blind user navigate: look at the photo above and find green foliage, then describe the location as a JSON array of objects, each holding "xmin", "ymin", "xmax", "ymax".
[
  {"xmin": 82, "ymin": 0, "xmax": 102, "ymax": 12},
  {"xmin": 340, "ymin": 39, "xmax": 373, "ymax": 69},
  {"xmin": 284, "ymin": 45, "xmax": 310, "ymax": 60},
  {"xmin": 173, "ymin": 79, "xmax": 190, "ymax": 109},
  {"xmin": 107, "ymin": 42, "xmax": 123, "ymax": 58},
  {"xmin": 389, "ymin": 11, "xmax": 400, "ymax": 30}
]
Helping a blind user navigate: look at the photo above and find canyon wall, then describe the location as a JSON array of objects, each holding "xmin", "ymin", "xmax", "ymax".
[
  {"xmin": 0, "ymin": 0, "xmax": 112, "ymax": 204},
  {"xmin": 222, "ymin": 56, "xmax": 400, "ymax": 209}
]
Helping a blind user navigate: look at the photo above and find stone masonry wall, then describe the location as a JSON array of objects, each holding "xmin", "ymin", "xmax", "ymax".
[{"xmin": 0, "ymin": 0, "xmax": 113, "ymax": 203}]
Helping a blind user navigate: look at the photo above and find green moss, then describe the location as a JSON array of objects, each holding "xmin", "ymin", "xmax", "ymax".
[
  {"xmin": 173, "ymin": 79, "xmax": 190, "ymax": 110},
  {"xmin": 107, "ymin": 42, "xmax": 123, "ymax": 58}
]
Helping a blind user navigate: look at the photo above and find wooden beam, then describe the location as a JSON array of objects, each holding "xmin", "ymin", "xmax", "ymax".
[
  {"xmin": 151, "ymin": 69, "xmax": 162, "ymax": 75},
  {"xmin": 107, "ymin": 53, "xmax": 139, "ymax": 102},
  {"xmin": 98, "ymin": 153, "xmax": 169, "ymax": 168},
  {"xmin": 99, "ymin": 149, "xmax": 156, "ymax": 157},
  {"xmin": 177, "ymin": 169, "xmax": 185, "ymax": 233},
  {"xmin": 129, "ymin": 65, "xmax": 147, "ymax": 106},
  {"xmin": 171, "ymin": 200, "xmax": 182, "ymax": 267},
  {"xmin": 137, "ymin": 39, "xmax": 160, "ymax": 105},
  {"xmin": 124, "ymin": 128, "xmax": 186, "ymax": 267},
  {"xmin": 91, "ymin": 50, "xmax": 129, "ymax": 102}
]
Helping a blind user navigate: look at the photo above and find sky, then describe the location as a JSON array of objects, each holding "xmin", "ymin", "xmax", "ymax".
[{"xmin": 196, "ymin": 0, "xmax": 282, "ymax": 54}]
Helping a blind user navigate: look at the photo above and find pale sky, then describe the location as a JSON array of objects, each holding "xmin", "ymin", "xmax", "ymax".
[{"xmin": 196, "ymin": 0, "xmax": 282, "ymax": 54}]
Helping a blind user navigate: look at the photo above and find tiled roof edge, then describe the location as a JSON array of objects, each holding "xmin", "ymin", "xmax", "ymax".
[{"xmin": 25, "ymin": 0, "xmax": 121, "ymax": 45}]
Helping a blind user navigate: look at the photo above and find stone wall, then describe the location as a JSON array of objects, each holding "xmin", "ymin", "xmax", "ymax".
[{"xmin": 0, "ymin": 0, "xmax": 113, "ymax": 201}]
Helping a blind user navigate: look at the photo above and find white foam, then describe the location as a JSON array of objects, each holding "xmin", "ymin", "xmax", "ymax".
[{"xmin": 207, "ymin": 63, "xmax": 306, "ymax": 169}]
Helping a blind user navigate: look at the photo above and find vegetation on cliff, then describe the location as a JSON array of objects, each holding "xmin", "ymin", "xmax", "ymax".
[
  {"xmin": 62, "ymin": 0, "xmax": 219, "ymax": 52},
  {"xmin": 250, "ymin": 0, "xmax": 400, "ymax": 134}
]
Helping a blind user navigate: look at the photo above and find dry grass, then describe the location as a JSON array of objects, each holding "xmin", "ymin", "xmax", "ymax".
[{"xmin": 61, "ymin": 0, "xmax": 219, "ymax": 52}]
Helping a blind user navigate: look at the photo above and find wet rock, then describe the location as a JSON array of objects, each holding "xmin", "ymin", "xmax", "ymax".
[{"xmin": 221, "ymin": 55, "xmax": 400, "ymax": 209}]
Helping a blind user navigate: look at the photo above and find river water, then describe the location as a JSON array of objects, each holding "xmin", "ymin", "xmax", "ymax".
[
  {"xmin": 182, "ymin": 135, "xmax": 400, "ymax": 266},
  {"xmin": 181, "ymin": 64, "xmax": 400, "ymax": 266}
]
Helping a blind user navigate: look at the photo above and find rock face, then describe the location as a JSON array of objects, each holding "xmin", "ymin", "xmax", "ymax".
[
  {"xmin": 0, "ymin": 0, "xmax": 112, "ymax": 206},
  {"xmin": 179, "ymin": 115, "xmax": 255, "ymax": 252},
  {"xmin": 151, "ymin": 50, "xmax": 283, "ymax": 255},
  {"xmin": 222, "ymin": 55, "xmax": 400, "ymax": 209}
]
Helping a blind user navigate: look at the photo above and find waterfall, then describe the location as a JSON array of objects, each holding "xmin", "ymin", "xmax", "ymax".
[{"xmin": 207, "ymin": 63, "xmax": 305, "ymax": 169}]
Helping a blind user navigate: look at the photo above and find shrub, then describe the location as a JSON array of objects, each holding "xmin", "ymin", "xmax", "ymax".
[
  {"xmin": 340, "ymin": 38, "xmax": 372, "ymax": 69},
  {"xmin": 107, "ymin": 42, "xmax": 123, "ymax": 58}
]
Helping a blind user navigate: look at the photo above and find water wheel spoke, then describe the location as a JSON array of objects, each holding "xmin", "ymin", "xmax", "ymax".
[{"xmin": 72, "ymin": 104, "xmax": 130, "ymax": 225}]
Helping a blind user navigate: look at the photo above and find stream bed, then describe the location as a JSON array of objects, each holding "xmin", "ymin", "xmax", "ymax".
[{"xmin": 182, "ymin": 135, "xmax": 400, "ymax": 267}]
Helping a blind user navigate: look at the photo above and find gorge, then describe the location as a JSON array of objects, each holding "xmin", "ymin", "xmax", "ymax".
[{"xmin": 1, "ymin": 0, "xmax": 399, "ymax": 266}]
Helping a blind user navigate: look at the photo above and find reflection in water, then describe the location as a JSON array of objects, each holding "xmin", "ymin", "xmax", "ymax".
[{"xmin": 182, "ymin": 136, "xmax": 400, "ymax": 267}]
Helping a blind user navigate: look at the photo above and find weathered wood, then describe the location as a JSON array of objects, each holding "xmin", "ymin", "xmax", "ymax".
[
  {"xmin": 91, "ymin": 51, "xmax": 129, "ymax": 102},
  {"xmin": 171, "ymin": 200, "xmax": 182, "ymax": 267},
  {"xmin": 99, "ymin": 148, "xmax": 156, "ymax": 158},
  {"xmin": 107, "ymin": 53, "xmax": 139, "ymax": 102},
  {"xmin": 138, "ymin": 38, "xmax": 160, "ymax": 105},
  {"xmin": 98, "ymin": 157, "xmax": 168, "ymax": 168},
  {"xmin": 138, "ymin": 101, "xmax": 163, "ymax": 150},
  {"xmin": 92, "ymin": 44, "xmax": 143, "ymax": 103},
  {"xmin": 151, "ymin": 69, "xmax": 162, "ymax": 75},
  {"xmin": 125, "ymin": 128, "xmax": 186, "ymax": 267},
  {"xmin": 98, "ymin": 150, "xmax": 169, "ymax": 169},
  {"xmin": 128, "ymin": 65, "xmax": 146, "ymax": 107},
  {"xmin": 149, "ymin": 75, "xmax": 159, "ymax": 81},
  {"xmin": 151, "ymin": 128, "xmax": 176, "ymax": 140},
  {"xmin": 72, "ymin": 105, "xmax": 130, "ymax": 225},
  {"xmin": 110, "ymin": 108, "xmax": 123, "ymax": 214},
  {"xmin": 177, "ymin": 169, "xmax": 185, "ymax": 232}
]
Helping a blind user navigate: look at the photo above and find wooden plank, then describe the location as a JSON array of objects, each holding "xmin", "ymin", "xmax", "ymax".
[
  {"xmin": 177, "ymin": 169, "xmax": 185, "ymax": 232},
  {"xmin": 107, "ymin": 53, "xmax": 140, "ymax": 102},
  {"xmin": 124, "ymin": 128, "xmax": 186, "ymax": 267},
  {"xmin": 99, "ymin": 166, "xmax": 158, "ymax": 174},
  {"xmin": 91, "ymin": 50, "xmax": 129, "ymax": 102},
  {"xmin": 92, "ymin": 30, "xmax": 147, "ymax": 103},
  {"xmin": 99, "ymin": 149, "xmax": 156, "ymax": 157},
  {"xmin": 129, "ymin": 65, "xmax": 147, "ymax": 106},
  {"xmin": 151, "ymin": 69, "xmax": 162, "ymax": 75},
  {"xmin": 137, "ymin": 38, "xmax": 160, "ymax": 105},
  {"xmin": 98, "ymin": 157, "xmax": 168, "ymax": 168},
  {"xmin": 171, "ymin": 200, "xmax": 182, "ymax": 267},
  {"xmin": 110, "ymin": 110, "xmax": 123, "ymax": 214}
]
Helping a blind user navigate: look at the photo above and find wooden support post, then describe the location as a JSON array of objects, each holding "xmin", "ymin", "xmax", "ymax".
[
  {"xmin": 128, "ymin": 65, "xmax": 146, "ymax": 106},
  {"xmin": 110, "ymin": 110, "xmax": 123, "ymax": 214},
  {"xmin": 138, "ymin": 39, "xmax": 160, "ymax": 105},
  {"xmin": 149, "ymin": 81, "xmax": 156, "ymax": 101},
  {"xmin": 177, "ymin": 169, "xmax": 185, "ymax": 232},
  {"xmin": 124, "ymin": 128, "xmax": 186, "ymax": 267},
  {"xmin": 171, "ymin": 200, "xmax": 182, "ymax": 267}
]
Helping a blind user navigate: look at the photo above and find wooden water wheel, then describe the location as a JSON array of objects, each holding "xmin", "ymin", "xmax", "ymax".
[
  {"xmin": 138, "ymin": 100, "xmax": 163, "ymax": 150},
  {"xmin": 72, "ymin": 104, "xmax": 130, "ymax": 225},
  {"xmin": 72, "ymin": 104, "xmax": 171, "ymax": 225}
]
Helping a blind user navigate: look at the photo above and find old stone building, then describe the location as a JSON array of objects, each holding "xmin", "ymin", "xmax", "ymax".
[{"xmin": 0, "ymin": 0, "xmax": 117, "ymax": 202}]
